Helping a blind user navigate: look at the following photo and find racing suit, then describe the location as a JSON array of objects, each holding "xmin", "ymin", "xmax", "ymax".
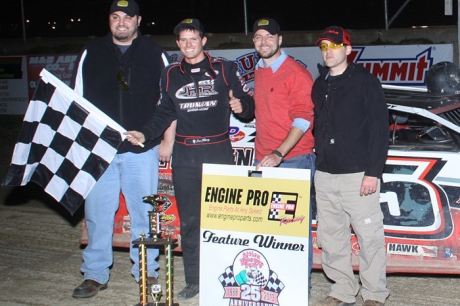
[{"xmin": 141, "ymin": 52, "xmax": 255, "ymax": 285}]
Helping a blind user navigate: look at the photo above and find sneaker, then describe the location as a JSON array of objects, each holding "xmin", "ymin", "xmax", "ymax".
[
  {"xmin": 72, "ymin": 279, "xmax": 108, "ymax": 298},
  {"xmin": 177, "ymin": 283, "xmax": 199, "ymax": 300},
  {"xmin": 315, "ymin": 296, "xmax": 355, "ymax": 306},
  {"xmin": 363, "ymin": 300, "xmax": 384, "ymax": 306}
]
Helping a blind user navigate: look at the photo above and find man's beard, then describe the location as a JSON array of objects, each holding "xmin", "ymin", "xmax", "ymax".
[
  {"xmin": 113, "ymin": 33, "xmax": 129, "ymax": 41},
  {"xmin": 112, "ymin": 27, "xmax": 137, "ymax": 43},
  {"xmin": 257, "ymin": 45, "xmax": 280, "ymax": 59}
]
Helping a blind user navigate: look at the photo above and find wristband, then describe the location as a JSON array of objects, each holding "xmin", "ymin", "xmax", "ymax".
[{"xmin": 272, "ymin": 150, "xmax": 284, "ymax": 162}]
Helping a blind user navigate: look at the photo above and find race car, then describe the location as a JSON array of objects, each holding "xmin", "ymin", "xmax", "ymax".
[{"xmin": 385, "ymin": 61, "xmax": 460, "ymax": 150}]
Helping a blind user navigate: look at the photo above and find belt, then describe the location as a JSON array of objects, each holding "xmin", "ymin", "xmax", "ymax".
[{"xmin": 175, "ymin": 132, "xmax": 229, "ymax": 146}]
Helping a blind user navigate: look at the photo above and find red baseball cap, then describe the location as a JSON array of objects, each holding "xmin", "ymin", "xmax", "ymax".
[{"xmin": 315, "ymin": 26, "xmax": 351, "ymax": 46}]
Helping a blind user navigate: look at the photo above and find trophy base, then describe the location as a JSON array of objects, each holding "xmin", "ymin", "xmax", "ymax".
[{"xmin": 135, "ymin": 303, "xmax": 180, "ymax": 306}]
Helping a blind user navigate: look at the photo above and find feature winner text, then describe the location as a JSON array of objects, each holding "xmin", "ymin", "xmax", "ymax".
[{"xmin": 202, "ymin": 230, "xmax": 305, "ymax": 251}]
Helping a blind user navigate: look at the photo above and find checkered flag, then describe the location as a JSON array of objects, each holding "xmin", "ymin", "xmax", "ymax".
[
  {"xmin": 265, "ymin": 270, "xmax": 285, "ymax": 294},
  {"xmin": 248, "ymin": 269, "xmax": 267, "ymax": 286},
  {"xmin": 219, "ymin": 266, "xmax": 237, "ymax": 287},
  {"xmin": 268, "ymin": 209, "xmax": 279, "ymax": 220},
  {"xmin": 268, "ymin": 192, "xmax": 297, "ymax": 221},
  {"xmin": 268, "ymin": 193, "xmax": 282, "ymax": 220},
  {"xmin": 2, "ymin": 69, "xmax": 126, "ymax": 215},
  {"xmin": 159, "ymin": 195, "xmax": 173, "ymax": 211}
]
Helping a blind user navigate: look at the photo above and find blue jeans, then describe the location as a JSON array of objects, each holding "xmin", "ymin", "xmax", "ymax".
[
  {"xmin": 81, "ymin": 146, "xmax": 160, "ymax": 284},
  {"xmin": 255, "ymin": 153, "xmax": 316, "ymax": 289}
]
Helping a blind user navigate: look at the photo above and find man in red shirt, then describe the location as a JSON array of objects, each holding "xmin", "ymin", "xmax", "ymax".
[{"xmin": 252, "ymin": 17, "xmax": 316, "ymax": 292}]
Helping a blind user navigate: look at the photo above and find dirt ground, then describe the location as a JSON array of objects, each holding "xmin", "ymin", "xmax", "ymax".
[
  {"xmin": 2, "ymin": 196, "xmax": 460, "ymax": 306},
  {"xmin": 1, "ymin": 115, "xmax": 460, "ymax": 306}
]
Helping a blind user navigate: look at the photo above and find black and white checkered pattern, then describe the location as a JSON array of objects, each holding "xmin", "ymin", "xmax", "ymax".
[
  {"xmin": 272, "ymin": 194, "xmax": 282, "ymax": 203},
  {"xmin": 220, "ymin": 266, "xmax": 285, "ymax": 297},
  {"xmin": 268, "ymin": 193, "xmax": 282, "ymax": 220},
  {"xmin": 265, "ymin": 270, "xmax": 285, "ymax": 294},
  {"xmin": 219, "ymin": 266, "xmax": 237, "ymax": 287},
  {"xmin": 248, "ymin": 269, "xmax": 267, "ymax": 286},
  {"xmin": 268, "ymin": 209, "xmax": 279, "ymax": 220},
  {"xmin": 159, "ymin": 195, "xmax": 173, "ymax": 211},
  {"xmin": 268, "ymin": 192, "xmax": 298, "ymax": 221},
  {"xmin": 2, "ymin": 69, "xmax": 125, "ymax": 215}
]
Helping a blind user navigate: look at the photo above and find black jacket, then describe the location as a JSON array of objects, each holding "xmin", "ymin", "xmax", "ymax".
[
  {"xmin": 312, "ymin": 62, "xmax": 389, "ymax": 178},
  {"xmin": 71, "ymin": 32, "xmax": 169, "ymax": 153}
]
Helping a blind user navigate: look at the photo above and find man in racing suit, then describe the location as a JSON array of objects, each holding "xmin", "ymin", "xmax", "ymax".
[{"xmin": 125, "ymin": 18, "xmax": 255, "ymax": 300}]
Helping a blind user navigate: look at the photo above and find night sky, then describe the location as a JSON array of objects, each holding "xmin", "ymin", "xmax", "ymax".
[{"xmin": 1, "ymin": 0, "xmax": 457, "ymax": 39}]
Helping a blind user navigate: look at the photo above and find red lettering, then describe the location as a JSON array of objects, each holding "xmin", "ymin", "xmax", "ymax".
[
  {"xmin": 237, "ymin": 54, "xmax": 256, "ymax": 71},
  {"xmin": 390, "ymin": 62, "xmax": 409, "ymax": 81}
]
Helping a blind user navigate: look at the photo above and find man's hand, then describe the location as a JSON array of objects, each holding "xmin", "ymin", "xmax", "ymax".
[
  {"xmin": 360, "ymin": 175, "xmax": 378, "ymax": 196},
  {"xmin": 124, "ymin": 131, "xmax": 146, "ymax": 146},
  {"xmin": 159, "ymin": 120, "xmax": 176, "ymax": 163},
  {"xmin": 255, "ymin": 153, "xmax": 283, "ymax": 171},
  {"xmin": 159, "ymin": 140, "xmax": 173, "ymax": 163},
  {"xmin": 229, "ymin": 89, "xmax": 243, "ymax": 114}
]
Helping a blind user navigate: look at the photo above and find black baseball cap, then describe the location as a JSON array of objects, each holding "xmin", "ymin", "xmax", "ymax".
[
  {"xmin": 253, "ymin": 18, "xmax": 281, "ymax": 35},
  {"xmin": 109, "ymin": 0, "xmax": 139, "ymax": 17},
  {"xmin": 315, "ymin": 26, "xmax": 351, "ymax": 46},
  {"xmin": 174, "ymin": 19, "xmax": 206, "ymax": 35}
]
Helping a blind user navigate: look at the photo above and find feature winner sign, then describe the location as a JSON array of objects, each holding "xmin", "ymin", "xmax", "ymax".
[{"xmin": 200, "ymin": 164, "xmax": 310, "ymax": 305}]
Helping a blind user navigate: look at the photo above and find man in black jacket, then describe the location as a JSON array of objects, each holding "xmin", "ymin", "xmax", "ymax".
[
  {"xmin": 311, "ymin": 26, "xmax": 390, "ymax": 306},
  {"xmin": 126, "ymin": 18, "xmax": 255, "ymax": 300},
  {"xmin": 71, "ymin": 0, "xmax": 172, "ymax": 298}
]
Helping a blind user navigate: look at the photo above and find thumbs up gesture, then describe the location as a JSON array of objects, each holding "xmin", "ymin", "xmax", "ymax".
[{"xmin": 229, "ymin": 89, "xmax": 243, "ymax": 114}]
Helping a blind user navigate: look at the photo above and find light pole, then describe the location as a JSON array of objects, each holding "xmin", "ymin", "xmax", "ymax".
[
  {"xmin": 244, "ymin": 0, "xmax": 248, "ymax": 35},
  {"xmin": 21, "ymin": 0, "xmax": 26, "ymax": 42}
]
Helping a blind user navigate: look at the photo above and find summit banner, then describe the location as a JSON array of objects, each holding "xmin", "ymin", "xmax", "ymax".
[
  {"xmin": 200, "ymin": 164, "xmax": 311, "ymax": 306},
  {"xmin": 204, "ymin": 44, "xmax": 453, "ymax": 90}
]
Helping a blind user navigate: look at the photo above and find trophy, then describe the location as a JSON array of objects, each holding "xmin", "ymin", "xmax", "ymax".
[
  {"xmin": 151, "ymin": 284, "xmax": 163, "ymax": 306},
  {"xmin": 133, "ymin": 194, "xmax": 179, "ymax": 306},
  {"xmin": 143, "ymin": 194, "xmax": 165, "ymax": 239}
]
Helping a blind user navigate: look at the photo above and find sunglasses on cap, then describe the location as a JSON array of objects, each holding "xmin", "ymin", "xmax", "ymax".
[{"xmin": 319, "ymin": 42, "xmax": 345, "ymax": 51}]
